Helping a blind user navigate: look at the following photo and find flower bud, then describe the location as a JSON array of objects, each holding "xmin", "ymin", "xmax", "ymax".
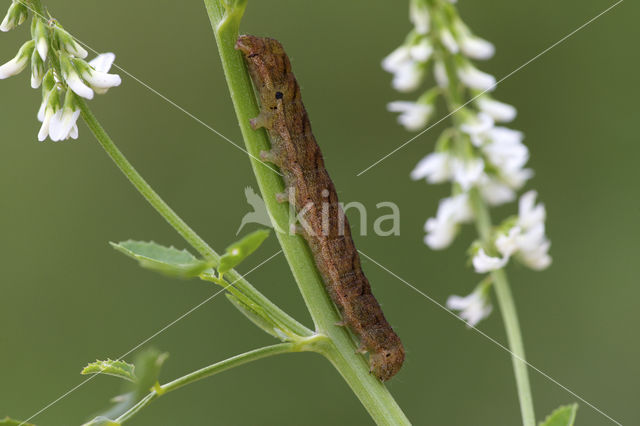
[
  {"xmin": 0, "ymin": 39, "xmax": 35, "ymax": 79},
  {"xmin": 31, "ymin": 18, "xmax": 49, "ymax": 61},
  {"xmin": 60, "ymin": 53, "xmax": 93, "ymax": 99},
  {"xmin": 30, "ymin": 47, "xmax": 45, "ymax": 88},
  {"xmin": 0, "ymin": 1, "xmax": 28, "ymax": 32},
  {"xmin": 54, "ymin": 26, "xmax": 88, "ymax": 58}
]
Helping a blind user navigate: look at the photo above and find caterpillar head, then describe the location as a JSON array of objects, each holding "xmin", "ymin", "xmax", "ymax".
[
  {"xmin": 236, "ymin": 35, "xmax": 297, "ymax": 111},
  {"xmin": 369, "ymin": 344, "xmax": 405, "ymax": 382}
]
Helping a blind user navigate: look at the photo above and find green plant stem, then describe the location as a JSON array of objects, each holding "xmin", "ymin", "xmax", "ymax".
[
  {"xmin": 78, "ymin": 99, "xmax": 310, "ymax": 338},
  {"xmin": 469, "ymin": 190, "xmax": 535, "ymax": 426},
  {"xmin": 115, "ymin": 343, "xmax": 297, "ymax": 424},
  {"xmin": 203, "ymin": 2, "xmax": 410, "ymax": 424}
]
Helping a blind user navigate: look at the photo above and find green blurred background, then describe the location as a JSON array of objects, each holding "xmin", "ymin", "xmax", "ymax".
[{"xmin": 1, "ymin": 0, "xmax": 637, "ymax": 424}]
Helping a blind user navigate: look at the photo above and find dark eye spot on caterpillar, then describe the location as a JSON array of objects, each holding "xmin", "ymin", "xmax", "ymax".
[{"xmin": 236, "ymin": 34, "xmax": 405, "ymax": 381}]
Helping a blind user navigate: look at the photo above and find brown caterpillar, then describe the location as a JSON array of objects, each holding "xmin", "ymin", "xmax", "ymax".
[{"xmin": 236, "ymin": 35, "xmax": 404, "ymax": 381}]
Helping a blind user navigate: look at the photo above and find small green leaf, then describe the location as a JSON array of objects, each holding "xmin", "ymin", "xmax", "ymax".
[
  {"xmin": 218, "ymin": 229, "xmax": 270, "ymax": 275},
  {"xmin": 82, "ymin": 359, "xmax": 136, "ymax": 382},
  {"xmin": 539, "ymin": 404, "xmax": 578, "ymax": 426},
  {"xmin": 0, "ymin": 418, "xmax": 35, "ymax": 426},
  {"xmin": 81, "ymin": 417, "xmax": 120, "ymax": 426},
  {"xmin": 226, "ymin": 293, "xmax": 284, "ymax": 340},
  {"xmin": 111, "ymin": 240, "xmax": 214, "ymax": 278},
  {"xmin": 88, "ymin": 348, "xmax": 169, "ymax": 420}
]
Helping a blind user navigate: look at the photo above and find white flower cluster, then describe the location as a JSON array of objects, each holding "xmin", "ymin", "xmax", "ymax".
[
  {"xmin": 0, "ymin": 3, "xmax": 121, "ymax": 141},
  {"xmin": 384, "ymin": 0, "xmax": 551, "ymax": 326}
]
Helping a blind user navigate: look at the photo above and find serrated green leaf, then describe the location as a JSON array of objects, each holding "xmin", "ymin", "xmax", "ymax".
[
  {"xmin": 539, "ymin": 403, "xmax": 578, "ymax": 426},
  {"xmin": 89, "ymin": 348, "xmax": 169, "ymax": 421},
  {"xmin": 0, "ymin": 417, "xmax": 35, "ymax": 426},
  {"xmin": 218, "ymin": 229, "xmax": 270, "ymax": 275},
  {"xmin": 82, "ymin": 359, "xmax": 136, "ymax": 382},
  {"xmin": 111, "ymin": 240, "xmax": 214, "ymax": 278},
  {"xmin": 226, "ymin": 293, "xmax": 284, "ymax": 340},
  {"xmin": 82, "ymin": 417, "xmax": 120, "ymax": 426}
]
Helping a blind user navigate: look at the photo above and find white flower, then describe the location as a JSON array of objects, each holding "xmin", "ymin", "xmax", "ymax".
[
  {"xmin": 424, "ymin": 193, "xmax": 473, "ymax": 250},
  {"xmin": 410, "ymin": 0, "xmax": 431, "ymax": 34},
  {"xmin": 452, "ymin": 157, "xmax": 484, "ymax": 190},
  {"xmin": 472, "ymin": 248, "xmax": 508, "ymax": 273},
  {"xmin": 500, "ymin": 166, "xmax": 534, "ymax": 190},
  {"xmin": 478, "ymin": 175, "xmax": 516, "ymax": 206},
  {"xmin": 518, "ymin": 190, "xmax": 546, "ymax": 229},
  {"xmin": 388, "ymin": 101, "xmax": 433, "ymax": 131},
  {"xmin": 433, "ymin": 60, "xmax": 448, "ymax": 88},
  {"xmin": 482, "ymin": 128, "xmax": 528, "ymax": 172},
  {"xmin": 382, "ymin": 46, "xmax": 411, "ymax": 74},
  {"xmin": 49, "ymin": 90, "xmax": 80, "ymax": 142},
  {"xmin": 447, "ymin": 289, "xmax": 492, "ymax": 327},
  {"xmin": 0, "ymin": 40, "xmax": 34, "ymax": 79},
  {"xmin": 457, "ymin": 64, "xmax": 496, "ymax": 91},
  {"xmin": 64, "ymin": 68, "xmax": 94, "ymax": 99},
  {"xmin": 460, "ymin": 35, "xmax": 495, "ymax": 60},
  {"xmin": 392, "ymin": 61, "xmax": 424, "ymax": 92},
  {"xmin": 493, "ymin": 191, "xmax": 552, "ymax": 270},
  {"xmin": 82, "ymin": 52, "xmax": 121, "ymax": 94},
  {"xmin": 38, "ymin": 90, "xmax": 62, "ymax": 142},
  {"xmin": 411, "ymin": 152, "xmax": 453, "ymax": 183},
  {"xmin": 409, "ymin": 38, "xmax": 433, "ymax": 62},
  {"xmin": 477, "ymin": 97, "xmax": 517, "ymax": 122},
  {"xmin": 460, "ymin": 112, "xmax": 494, "ymax": 140},
  {"xmin": 0, "ymin": 1, "xmax": 28, "ymax": 32},
  {"xmin": 440, "ymin": 29, "xmax": 459, "ymax": 54},
  {"xmin": 495, "ymin": 226, "xmax": 521, "ymax": 257},
  {"xmin": 382, "ymin": 46, "xmax": 424, "ymax": 92}
]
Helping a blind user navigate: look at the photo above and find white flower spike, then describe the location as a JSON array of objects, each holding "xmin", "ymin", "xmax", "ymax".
[{"xmin": 0, "ymin": 39, "xmax": 34, "ymax": 79}]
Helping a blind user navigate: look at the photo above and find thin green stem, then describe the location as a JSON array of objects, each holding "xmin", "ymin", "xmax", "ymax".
[
  {"xmin": 469, "ymin": 190, "xmax": 535, "ymax": 426},
  {"xmin": 78, "ymin": 99, "xmax": 311, "ymax": 338},
  {"xmin": 115, "ymin": 343, "xmax": 298, "ymax": 424},
  {"xmin": 78, "ymin": 100, "xmax": 217, "ymax": 262},
  {"xmin": 203, "ymin": 2, "xmax": 409, "ymax": 424}
]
